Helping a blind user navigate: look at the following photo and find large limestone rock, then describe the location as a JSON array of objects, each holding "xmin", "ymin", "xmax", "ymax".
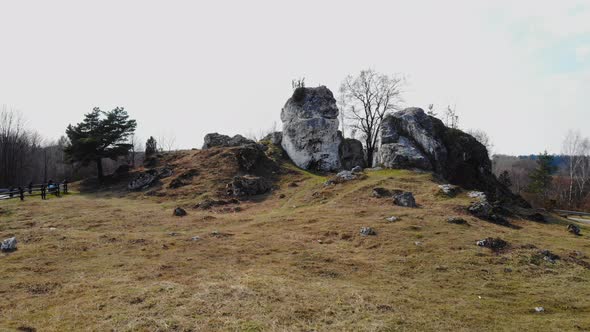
[
  {"xmin": 376, "ymin": 107, "xmax": 528, "ymax": 206},
  {"xmin": 281, "ymin": 86, "xmax": 342, "ymax": 172},
  {"xmin": 202, "ymin": 133, "xmax": 254, "ymax": 149}
]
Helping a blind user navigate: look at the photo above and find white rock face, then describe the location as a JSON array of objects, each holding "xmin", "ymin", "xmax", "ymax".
[{"xmin": 281, "ymin": 86, "xmax": 342, "ymax": 171}]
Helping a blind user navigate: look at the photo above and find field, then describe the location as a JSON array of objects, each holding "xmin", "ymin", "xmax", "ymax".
[{"xmin": 1, "ymin": 156, "xmax": 590, "ymax": 331}]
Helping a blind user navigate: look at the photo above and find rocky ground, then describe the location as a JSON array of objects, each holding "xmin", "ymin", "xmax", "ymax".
[{"xmin": 1, "ymin": 149, "xmax": 590, "ymax": 331}]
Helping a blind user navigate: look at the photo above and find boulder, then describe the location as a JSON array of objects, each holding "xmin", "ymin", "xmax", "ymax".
[
  {"xmin": 372, "ymin": 187, "xmax": 393, "ymax": 198},
  {"xmin": 393, "ymin": 191, "xmax": 417, "ymax": 208},
  {"xmin": 228, "ymin": 175, "xmax": 272, "ymax": 197},
  {"xmin": 202, "ymin": 133, "xmax": 255, "ymax": 149},
  {"xmin": 339, "ymin": 138, "xmax": 365, "ymax": 170},
  {"xmin": 568, "ymin": 224, "xmax": 581, "ymax": 235},
  {"xmin": 173, "ymin": 207, "xmax": 187, "ymax": 217},
  {"xmin": 476, "ymin": 237, "xmax": 508, "ymax": 252},
  {"xmin": 281, "ymin": 86, "xmax": 342, "ymax": 171},
  {"xmin": 447, "ymin": 217, "xmax": 468, "ymax": 225},
  {"xmin": 438, "ymin": 184, "xmax": 460, "ymax": 197},
  {"xmin": 360, "ymin": 227, "xmax": 376, "ymax": 236},
  {"xmin": 128, "ymin": 170, "xmax": 159, "ymax": 191},
  {"xmin": 324, "ymin": 170, "xmax": 360, "ymax": 185},
  {"xmin": 1, "ymin": 237, "xmax": 17, "ymax": 252},
  {"xmin": 351, "ymin": 166, "xmax": 363, "ymax": 174},
  {"xmin": 376, "ymin": 107, "xmax": 528, "ymax": 206}
]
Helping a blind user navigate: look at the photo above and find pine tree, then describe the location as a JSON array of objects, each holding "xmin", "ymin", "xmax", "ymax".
[
  {"xmin": 527, "ymin": 151, "xmax": 556, "ymax": 204},
  {"xmin": 65, "ymin": 107, "xmax": 136, "ymax": 182},
  {"xmin": 498, "ymin": 170, "xmax": 512, "ymax": 188},
  {"xmin": 145, "ymin": 136, "xmax": 157, "ymax": 156}
]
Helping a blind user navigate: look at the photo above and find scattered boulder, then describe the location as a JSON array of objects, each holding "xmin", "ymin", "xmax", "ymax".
[
  {"xmin": 468, "ymin": 200, "xmax": 508, "ymax": 225},
  {"xmin": 324, "ymin": 170, "xmax": 361, "ymax": 185},
  {"xmin": 339, "ymin": 138, "xmax": 365, "ymax": 170},
  {"xmin": 360, "ymin": 227, "xmax": 376, "ymax": 236},
  {"xmin": 476, "ymin": 237, "xmax": 508, "ymax": 252},
  {"xmin": 173, "ymin": 207, "xmax": 187, "ymax": 217},
  {"xmin": 385, "ymin": 216, "xmax": 399, "ymax": 222},
  {"xmin": 351, "ymin": 166, "xmax": 363, "ymax": 174},
  {"xmin": 447, "ymin": 217, "xmax": 468, "ymax": 225},
  {"xmin": 568, "ymin": 224, "xmax": 581, "ymax": 236},
  {"xmin": 128, "ymin": 170, "xmax": 159, "ymax": 191},
  {"xmin": 1, "ymin": 237, "xmax": 17, "ymax": 252},
  {"xmin": 438, "ymin": 184, "xmax": 460, "ymax": 197},
  {"xmin": 227, "ymin": 175, "xmax": 272, "ymax": 197},
  {"xmin": 468, "ymin": 191, "xmax": 487, "ymax": 200},
  {"xmin": 538, "ymin": 249, "xmax": 560, "ymax": 264},
  {"xmin": 281, "ymin": 86, "xmax": 342, "ymax": 171},
  {"xmin": 202, "ymin": 133, "xmax": 255, "ymax": 149},
  {"xmin": 393, "ymin": 191, "xmax": 417, "ymax": 208}
]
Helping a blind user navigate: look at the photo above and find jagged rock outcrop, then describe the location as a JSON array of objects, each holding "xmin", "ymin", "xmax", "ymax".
[
  {"xmin": 202, "ymin": 133, "xmax": 255, "ymax": 149},
  {"xmin": 339, "ymin": 138, "xmax": 365, "ymax": 170},
  {"xmin": 376, "ymin": 108, "xmax": 528, "ymax": 206},
  {"xmin": 227, "ymin": 175, "xmax": 272, "ymax": 197},
  {"xmin": 281, "ymin": 86, "xmax": 342, "ymax": 172}
]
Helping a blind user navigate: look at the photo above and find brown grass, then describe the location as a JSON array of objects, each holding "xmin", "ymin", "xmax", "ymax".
[{"xmin": 1, "ymin": 161, "xmax": 590, "ymax": 331}]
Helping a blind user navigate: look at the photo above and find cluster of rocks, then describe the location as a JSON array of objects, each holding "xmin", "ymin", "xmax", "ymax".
[
  {"xmin": 202, "ymin": 133, "xmax": 255, "ymax": 149},
  {"xmin": 467, "ymin": 192, "xmax": 510, "ymax": 225},
  {"xmin": 476, "ymin": 237, "xmax": 508, "ymax": 252},
  {"xmin": 568, "ymin": 224, "xmax": 581, "ymax": 235},
  {"xmin": 324, "ymin": 166, "xmax": 364, "ymax": 185},
  {"xmin": 128, "ymin": 167, "xmax": 173, "ymax": 191},
  {"xmin": 227, "ymin": 175, "xmax": 272, "ymax": 197}
]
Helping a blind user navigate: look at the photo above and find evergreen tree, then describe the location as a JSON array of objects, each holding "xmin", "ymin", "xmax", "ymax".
[
  {"xmin": 65, "ymin": 107, "xmax": 137, "ymax": 182},
  {"xmin": 498, "ymin": 170, "xmax": 512, "ymax": 188},
  {"xmin": 145, "ymin": 136, "xmax": 157, "ymax": 156},
  {"xmin": 527, "ymin": 151, "xmax": 556, "ymax": 204}
]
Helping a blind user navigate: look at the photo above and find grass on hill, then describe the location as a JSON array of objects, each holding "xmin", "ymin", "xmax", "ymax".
[{"xmin": 1, "ymin": 151, "xmax": 590, "ymax": 331}]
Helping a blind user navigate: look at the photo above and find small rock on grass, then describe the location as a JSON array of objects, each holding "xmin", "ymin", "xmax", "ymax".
[
  {"xmin": 360, "ymin": 227, "xmax": 376, "ymax": 236},
  {"xmin": 173, "ymin": 207, "xmax": 187, "ymax": 217},
  {"xmin": 447, "ymin": 217, "xmax": 468, "ymax": 225},
  {"xmin": 0, "ymin": 237, "xmax": 17, "ymax": 252},
  {"xmin": 534, "ymin": 307, "xmax": 545, "ymax": 313},
  {"xmin": 568, "ymin": 224, "xmax": 581, "ymax": 236},
  {"xmin": 385, "ymin": 216, "xmax": 399, "ymax": 222}
]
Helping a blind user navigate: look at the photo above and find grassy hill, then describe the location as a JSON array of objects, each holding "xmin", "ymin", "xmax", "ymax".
[{"xmin": 1, "ymin": 149, "xmax": 590, "ymax": 331}]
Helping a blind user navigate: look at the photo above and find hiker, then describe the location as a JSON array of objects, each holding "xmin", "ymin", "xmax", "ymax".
[
  {"xmin": 19, "ymin": 187, "xmax": 24, "ymax": 201},
  {"xmin": 28, "ymin": 181, "xmax": 33, "ymax": 194},
  {"xmin": 62, "ymin": 179, "xmax": 68, "ymax": 194},
  {"xmin": 40, "ymin": 184, "xmax": 47, "ymax": 200},
  {"xmin": 47, "ymin": 180, "xmax": 55, "ymax": 195}
]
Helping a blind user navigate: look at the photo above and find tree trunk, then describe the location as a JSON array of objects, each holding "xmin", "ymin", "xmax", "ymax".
[
  {"xmin": 366, "ymin": 147, "xmax": 374, "ymax": 168},
  {"xmin": 96, "ymin": 158, "xmax": 104, "ymax": 182}
]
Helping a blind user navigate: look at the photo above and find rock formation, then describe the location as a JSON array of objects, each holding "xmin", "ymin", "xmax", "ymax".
[
  {"xmin": 281, "ymin": 86, "xmax": 342, "ymax": 172},
  {"xmin": 202, "ymin": 133, "xmax": 255, "ymax": 149},
  {"xmin": 376, "ymin": 107, "xmax": 528, "ymax": 206},
  {"xmin": 339, "ymin": 138, "xmax": 365, "ymax": 170}
]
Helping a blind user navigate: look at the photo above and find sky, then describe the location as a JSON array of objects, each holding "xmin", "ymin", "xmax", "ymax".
[{"xmin": 0, "ymin": 0, "xmax": 588, "ymax": 155}]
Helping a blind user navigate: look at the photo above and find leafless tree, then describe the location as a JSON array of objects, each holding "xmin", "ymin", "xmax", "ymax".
[
  {"xmin": 467, "ymin": 129, "xmax": 494, "ymax": 156},
  {"xmin": 339, "ymin": 69, "xmax": 404, "ymax": 167},
  {"xmin": 444, "ymin": 105, "xmax": 459, "ymax": 129},
  {"xmin": 158, "ymin": 132, "xmax": 177, "ymax": 152},
  {"xmin": 562, "ymin": 130, "xmax": 590, "ymax": 207}
]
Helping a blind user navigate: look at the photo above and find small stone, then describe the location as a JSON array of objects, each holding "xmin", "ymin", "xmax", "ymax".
[
  {"xmin": 0, "ymin": 237, "xmax": 17, "ymax": 252},
  {"xmin": 211, "ymin": 231, "xmax": 220, "ymax": 236},
  {"xmin": 534, "ymin": 307, "xmax": 545, "ymax": 313},
  {"xmin": 191, "ymin": 236, "xmax": 201, "ymax": 241},
  {"xmin": 372, "ymin": 187, "xmax": 392, "ymax": 198},
  {"xmin": 385, "ymin": 216, "xmax": 399, "ymax": 222},
  {"xmin": 539, "ymin": 249, "xmax": 560, "ymax": 264},
  {"xmin": 351, "ymin": 166, "xmax": 363, "ymax": 174},
  {"xmin": 414, "ymin": 241, "xmax": 423, "ymax": 246},
  {"xmin": 504, "ymin": 267, "xmax": 513, "ymax": 273},
  {"xmin": 360, "ymin": 227, "xmax": 376, "ymax": 236},
  {"xmin": 279, "ymin": 194, "xmax": 286, "ymax": 199},
  {"xmin": 173, "ymin": 207, "xmax": 187, "ymax": 217},
  {"xmin": 168, "ymin": 232, "xmax": 179, "ymax": 236},
  {"xmin": 476, "ymin": 237, "xmax": 508, "ymax": 252}
]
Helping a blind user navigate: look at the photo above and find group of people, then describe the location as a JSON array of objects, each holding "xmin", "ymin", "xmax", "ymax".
[{"xmin": 10, "ymin": 179, "xmax": 69, "ymax": 201}]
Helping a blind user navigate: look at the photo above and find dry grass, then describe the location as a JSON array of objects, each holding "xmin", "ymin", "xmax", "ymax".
[{"xmin": 1, "ymin": 162, "xmax": 590, "ymax": 331}]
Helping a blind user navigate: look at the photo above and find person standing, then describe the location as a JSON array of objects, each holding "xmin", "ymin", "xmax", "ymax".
[
  {"xmin": 19, "ymin": 187, "xmax": 24, "ymax": 201},
  {"xmin": 62, "ymin": 179, "xmax": 68, "ymax": 194},
  {"xmin": 28, "ymin": 181, "xmax": 33, "ymax": 194},
  {"xmin": 40, "ymin": 184, "xmax": 47, "ymax": 200}
]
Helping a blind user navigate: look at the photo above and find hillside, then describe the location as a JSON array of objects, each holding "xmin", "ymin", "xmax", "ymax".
[{"xmin": 1, "ymin": 148, "xmax": 590, "ymax": 331}]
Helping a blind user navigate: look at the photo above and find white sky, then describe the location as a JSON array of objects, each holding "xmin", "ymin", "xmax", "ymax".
[{"xmin": 0, "ymin": 0, "xmax": 588, "ymax": 155}]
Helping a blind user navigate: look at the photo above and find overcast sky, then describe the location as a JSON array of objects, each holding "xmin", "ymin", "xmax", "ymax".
[{"xmin": 0, "ymin": 0, "xmax": 588, "ymax": 155}]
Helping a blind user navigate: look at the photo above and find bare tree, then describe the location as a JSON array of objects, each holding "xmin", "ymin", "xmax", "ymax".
[
  {"xmin": 158, "ymin": 132, "xmax": 177, "ymax": 152},
  {"xmin": 444, "ymin": 105, "xmax": 459, "ymax": 129},
  {"xmin": 467, "ymin": 129, "xmax": 494, "ymax": 156},
  {"xmin": 127, "ymin": 134, "xmax": 141, "ymax": 168},
  {"xmin": 562, "ymin": 130, "xmax": 590, "ymax": 207},
  {"xmin": 339, "ymin": 69, "xmax": 404, "ymax": 167}
]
